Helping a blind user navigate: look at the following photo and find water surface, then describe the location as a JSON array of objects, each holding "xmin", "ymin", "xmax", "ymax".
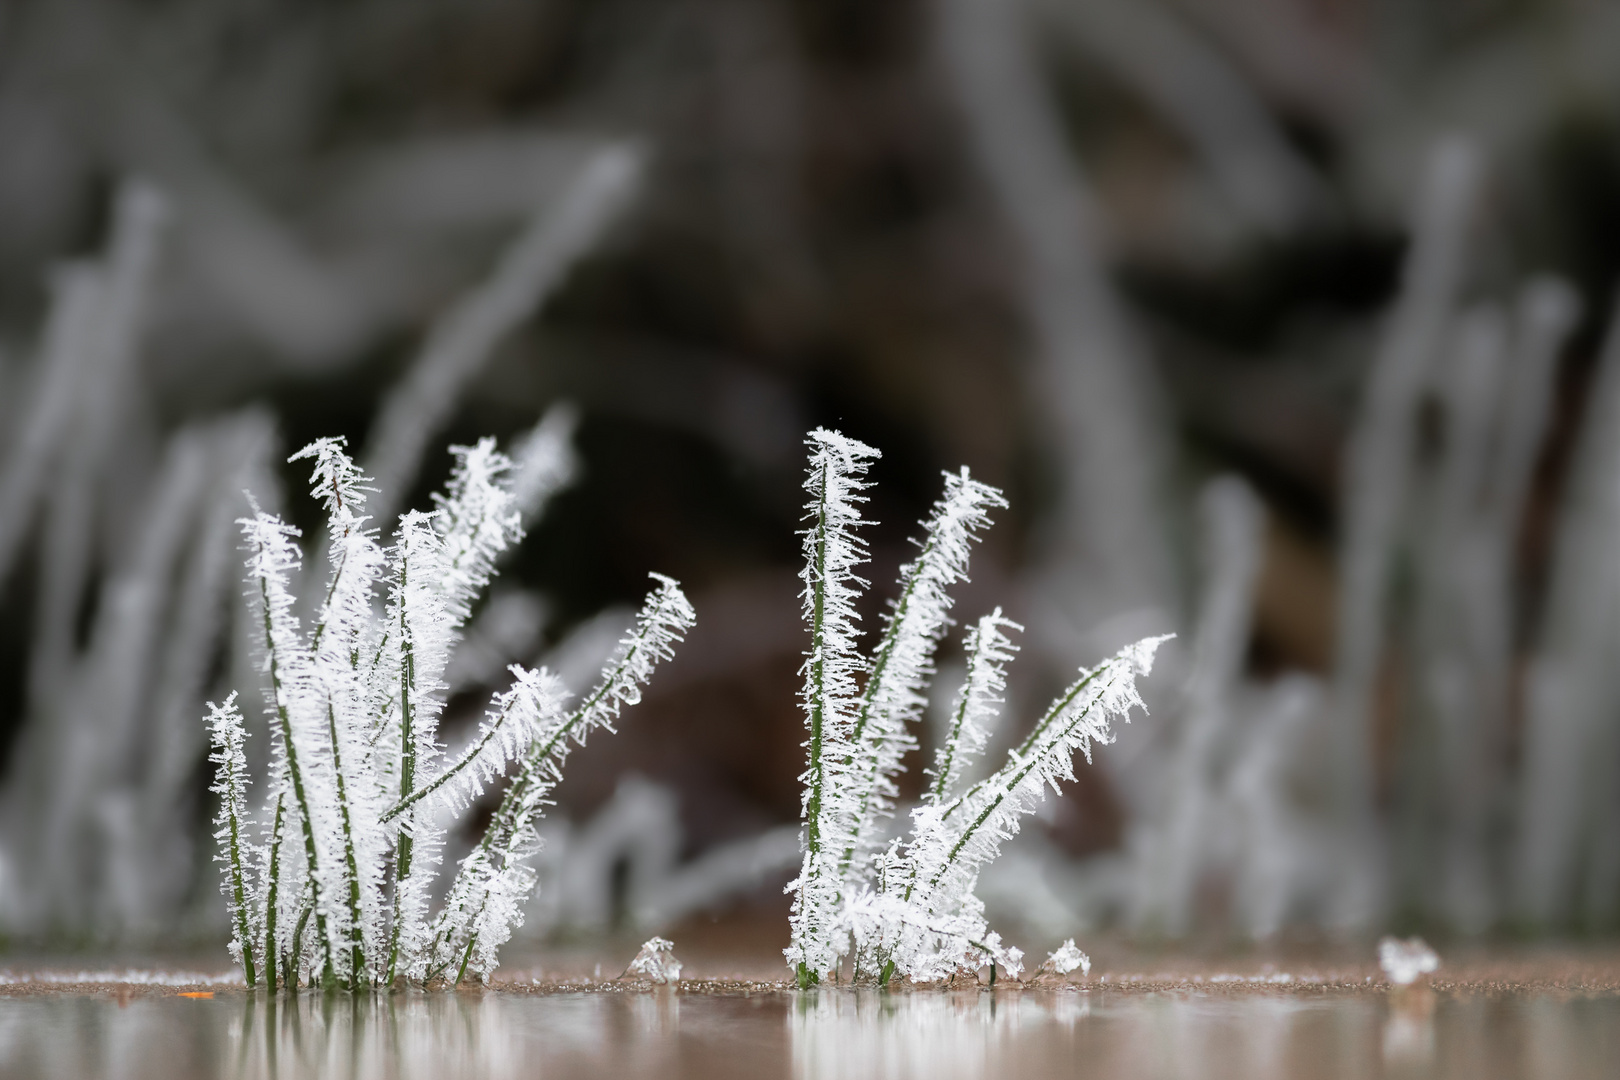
[{"xmin": 0, "ymin": 984, "xmax": 1615, "ymax": 1079}]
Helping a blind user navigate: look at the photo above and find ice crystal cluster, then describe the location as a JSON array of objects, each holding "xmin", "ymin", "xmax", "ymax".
[
  {"xmin": 625, "ymin": 936, "xmax": 683, "ymax": 983},
  {"xmin": 1039, "ymin": 939, "xmax": 1091, "ymax": 978},
  {"xmin": 786, "ymin": 429, "xmax": 1167, "ymax": 986},
  {"xmin": 1378, "ymin": 936, "xmax": 1439, "ymax": 986},
  {"xmin": 205, "ymin": 427, "xmax": 694, "ymax": 990}
]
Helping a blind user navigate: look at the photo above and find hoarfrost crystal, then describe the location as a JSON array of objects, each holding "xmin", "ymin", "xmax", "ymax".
[
  {"xmin": 626, "ymin": 936, "xmax": 683, "ymax": 983},
  {"xmin": 1040, "ymin": 939, "xmax": 1091, "ymax": 977}
]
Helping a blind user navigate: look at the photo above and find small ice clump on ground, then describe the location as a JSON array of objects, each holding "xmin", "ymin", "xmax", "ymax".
[
  {"xmin": 626, "ymin": 937, "xmax": 683, "ymax": 983},
  {"xmin": 1040, "ymin": 939, "xmax": 1091, "ymax": 977},
  {"xmin": 1378, "ymin": 937, "xmax": 1439, "ymax": 985}
]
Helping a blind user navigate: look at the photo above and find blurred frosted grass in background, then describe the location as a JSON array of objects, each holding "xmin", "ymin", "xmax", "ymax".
[{"xmin": 0, "ymin": 0, "xmax": 1619, "ymax": 951}]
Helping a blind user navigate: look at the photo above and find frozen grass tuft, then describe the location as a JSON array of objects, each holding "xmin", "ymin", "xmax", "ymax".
[
  {"xmin": 786, "ymin": 429, "xmax": 1167, "ymax": 987},
  {"xmin": 205, "ymin": 425, "xmax": 694, "ymax": 990}
]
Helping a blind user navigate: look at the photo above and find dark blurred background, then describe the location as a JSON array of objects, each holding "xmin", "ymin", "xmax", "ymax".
[{"xmin": 2, "ymin": 0, "xmax": 1620, "ymax": 951}]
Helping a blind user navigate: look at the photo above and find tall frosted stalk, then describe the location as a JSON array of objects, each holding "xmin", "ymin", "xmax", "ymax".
[
  {"xmin": 206, "ymin": 694, "xmax": 255, "ymax": 987},
  {"xmin": 786, "ymin": 430, "xmax": 879, "ymax": 987},
  {"xmin": 839, "ymin": 470, "xmax": 1005, "ymax": 888},
  {"xmin": 242, "ymin": 506, "xmax": 335, "ymax": 985},
  {"xmin": 925, "ymin": 611, "xmax": 1020, "ymax": 806}
]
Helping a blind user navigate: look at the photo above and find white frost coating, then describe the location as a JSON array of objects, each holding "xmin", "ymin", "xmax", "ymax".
[
  {"xmin": 240, "ymin": 500, "xmax": 346, "ymax": 982},
  {"xmin": 419, "ymin": 668, "xmax": 571, "ymax": 984},
  {"xmin": 872, "ymin": 636, "xmax": 1169, "ymax": 982},
  {"xmin": 841, "ymin": 468, "xmax": 1007, "ymax": 882},
  {"xmin": 1040, "ymin": 939, "xmax": 1091, "ymax": 977},
  {"xmin": 925, "ymin": 611, "xmax": 1020, "ymax": 805},
  {"xmin": 431, "ymin": 440, "xmax": 525, "ymax": 629},
  {"xmin": 207, "ymin": 424, "xmax": 689, "ymax": 988},
  {"xmin": 427, "ymin": 575, "xmax": 695, "ymax": 983},
  {"xmin": 787, "ymin": 429, "xmax": 881, "ymax": 984},
  {"xmin": 378, "ymin": 511, "xmax": 456, "ymax": 984},
  {"xmin": 560, "ymin": 574, "xmax": 695, "ymax": 740},
  {"xmin": 1377, "ymin": 936, "xmax": 1439, "ymax": 985},
  {"xmin": 206, "ymin": 694, "xmax": 254, "ymax": 975},
  {"xmin": 625, "ymin": 937, "xmax": 683, "ymax": 983},
  {"xmin": 390, "ymin": 666, "xmax": 563, "ymax": 820},
  {"xmin": 300, "ymin": 437, "xmax": 392, "ymax": 977},
  {"xmin": 785, "ymin": 429, "xmax": 1168, "ymax": 986}
]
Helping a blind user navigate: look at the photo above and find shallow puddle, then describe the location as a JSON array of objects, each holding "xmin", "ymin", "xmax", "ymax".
[{"xmin": 0, "ymin": 985, "xmax": 1616, "ymax": 1079}]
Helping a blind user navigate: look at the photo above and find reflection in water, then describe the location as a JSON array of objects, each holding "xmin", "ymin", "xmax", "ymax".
[
  {"xmin": 0, "ymin": 986, "xmax": 1616, "ymax": 1079},
  {"xmin": 1381, "ymin": 987, "xmax": 1436, "ymax": 1073},
  {"xmin": 792, "ymin": 990, "xmax": 1087, "ymax": 1079},
  {"xmin": 0, "ymin": 988, "xmax": 782, "ymax": 1080},
  {"xmin": 792, "ymin": 989, "xmax": 1355, "ymax": 1079},
  {"xmin": 790, "ymin": 988, "xmax": 1620, "ymax": 1080}
]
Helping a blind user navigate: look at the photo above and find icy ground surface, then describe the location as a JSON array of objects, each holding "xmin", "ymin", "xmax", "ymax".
[{"xmin": 0, "ymin": 948, "xmax": 1617, "ymax": 1078}]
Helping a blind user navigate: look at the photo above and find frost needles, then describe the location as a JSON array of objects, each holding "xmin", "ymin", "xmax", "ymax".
[
  {"xmin": 206, "ymin": 420, "xmax": 695, "ymax": 991},
  {"xmin": 786, "ymin": 428, "xmax": 1168, "ymax": 987}
]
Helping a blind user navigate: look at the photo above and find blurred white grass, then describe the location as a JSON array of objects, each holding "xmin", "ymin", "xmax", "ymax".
[
  {"xmin": 0, "ymin": 0, "xmax": 1618, "ymax": 952},
  {"xmin": 939, "ymin": 0, "xmax": 1176, "ymax": 654},
  {"xmin": 525, "ymin": 774, "xmax": 801, "ymax": 938},
  {"xmin": 1408, "ymin": 281, "xmax": 1578, "ymax": 932},
  {"xmin": 0, "ymin": 151, "xmax": 802, "ymax": 949},
  {"xmin": 1515, "ymin": 284, "xmax": 1620, "ymax": 927},
  {"xmin": 1129, "ymin": 475, "xmax": 1264, "ymax": 938},
  {"xmin": 0, "ymin": 183, "xmax": 291, "ymax": 937},
  {"xmin": 1327, "ymin": 139, "xmax": 1481, "ymax": 929},
  {"xmin": 939, "ymin": 0, "xmax": 1620, "ymax": 946},
  {"xmin": 936, "ymin": 0, "xmax": 1614, "ymax": 936},
  {"xmin": 362, "ymin": 145, "xmax": 641, "ymax": 525},
  {"xmin": 1030, "ymin": 0, "xmax": 1330, "ymax": 238}
]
